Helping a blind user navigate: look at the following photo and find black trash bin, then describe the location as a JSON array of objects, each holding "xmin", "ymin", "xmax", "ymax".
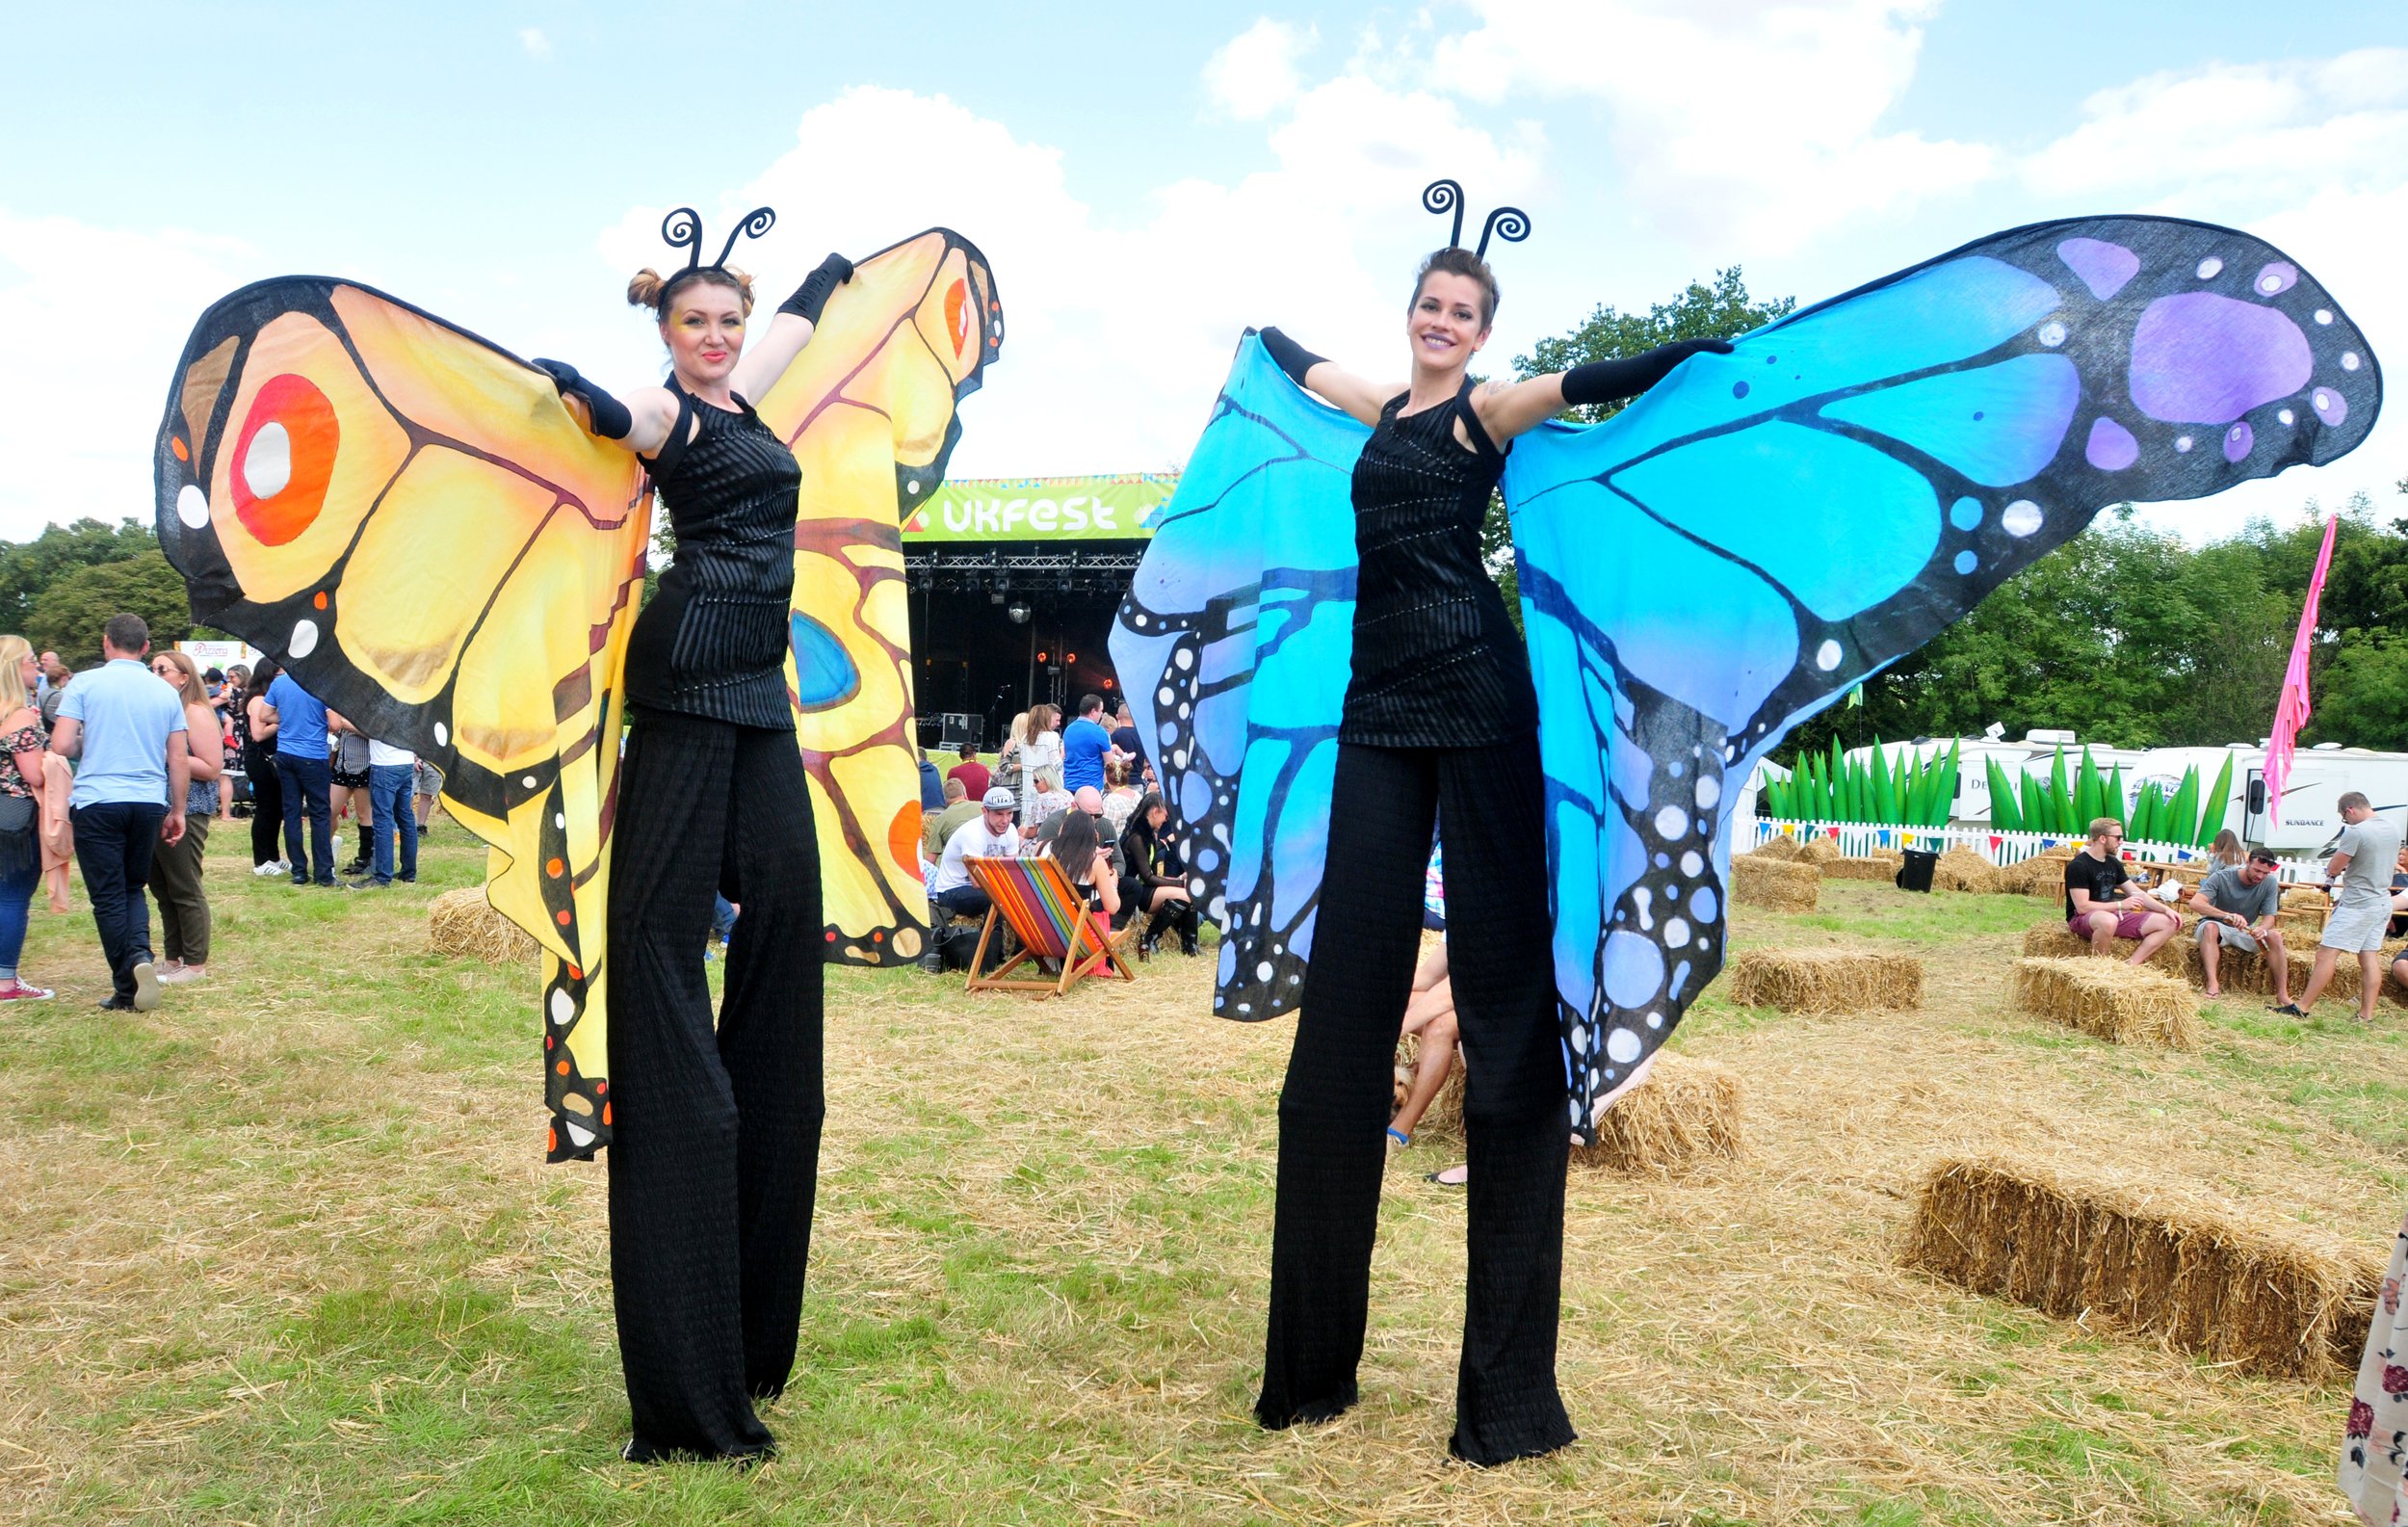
[{"xmin": 1895, "ymin": 848, "xmax": 1939, "ymax": 893}]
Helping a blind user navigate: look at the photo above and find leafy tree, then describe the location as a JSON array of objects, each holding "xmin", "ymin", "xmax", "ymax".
[
  {"xmin": 26, "ymin": 549, "xmax": 195, "ymax": 668},
  {"xmin": 0, "ymin": 517, "xmax": 160, "ymax": 633}
]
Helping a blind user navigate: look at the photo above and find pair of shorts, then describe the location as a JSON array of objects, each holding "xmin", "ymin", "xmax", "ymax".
[
  {"xmin": 2068, "ymin": 908, "xmax": 2158, "ymax": 941},
  {"xmin": 2195, "ymin": 920, "xmax": 2263, "ymax": 955},
  {"xmin": 330, "ymin": 763, "xmax": 371, "ymax": 790},
  {"xmin": 2322, "ymin": 899, "xmax": 2391, "ymax": 953},
  {"xmin": 413, "ymin": 760, "xmax": 443, "ymax": 798}
]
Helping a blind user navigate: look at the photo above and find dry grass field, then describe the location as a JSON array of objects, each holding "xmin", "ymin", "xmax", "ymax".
[{"xmin": 4, "ymin": 831, "xmax": 2402, "ymax": 1524}]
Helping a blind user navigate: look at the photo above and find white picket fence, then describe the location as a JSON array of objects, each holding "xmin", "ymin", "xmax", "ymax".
[{"xmin": 1743, "ymin": 816, "xmax": 2330, "ymax": 884}]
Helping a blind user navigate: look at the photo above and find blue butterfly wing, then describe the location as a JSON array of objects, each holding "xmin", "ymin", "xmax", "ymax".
[
  {"xmin": 1506, "ymin": 215, "xmax": 2383, "ymax": 1133},
  {"xmin": 1110, "ymin": 333, "xmax": 1368, "ymax": 1019}
]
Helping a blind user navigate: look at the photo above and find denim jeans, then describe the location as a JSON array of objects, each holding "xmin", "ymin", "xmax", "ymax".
[
  {"xmin": 0, "ymin": 860, "xmax": 39, "ymax": 975},
  {"xmin": 367, "ymin": 763, "xmax": 417, "ymax": 883},
  {"xmin": 69, "ymin": 801, "xmax": 166, "ymax": 1001},
  {"xmin": 275, "ymin": 751, "xmax": 334, "ymax": 884}
]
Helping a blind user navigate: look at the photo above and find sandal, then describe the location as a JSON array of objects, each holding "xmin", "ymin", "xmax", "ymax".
[
  {"xmin": 2269, "ymin": 1002, "xmax": 2308, "ymax": 1017},
  {"xmin": 1385, "ymin": 1126, "xmax": 1410, "ymax": 1153}
]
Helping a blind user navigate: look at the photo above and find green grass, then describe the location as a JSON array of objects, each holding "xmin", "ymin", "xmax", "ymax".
[{"xmin": 1, "ymin": 840, "xmax": 2394, "ymax": 1524}]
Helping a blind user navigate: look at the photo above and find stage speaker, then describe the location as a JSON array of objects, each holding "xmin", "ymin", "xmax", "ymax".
[{"xmin": 936, "ymin": 712, "xmax": 980, "ymax": 750}]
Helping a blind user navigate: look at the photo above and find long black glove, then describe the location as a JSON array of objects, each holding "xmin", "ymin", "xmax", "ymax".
[
  {"xmin": 778, "ymin": 251, "xmax": 856, "ymax": 325},
  {"xmin": 1559, "ymin": 336, "xmax": 1735, "ymax": 408},
  {"xmin": 530, "ymin": 358, "xmax": 632, "ymax": 440},
  {"xmin": 1255, "ymin": 327, "xmax": 1326, "ymax": 388}
]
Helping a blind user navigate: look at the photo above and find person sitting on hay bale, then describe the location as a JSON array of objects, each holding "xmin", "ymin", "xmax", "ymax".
[
  {"xmin": 2063, "ymin": 817, "xmax": 2179, "ymax": 966},
  {"xmin": 2279, "ymin": 792, "xmax": 2401, "ymax": 1022},
  {"xmin": 1387, "ymin": 939, "xmax": 1459, "ymax": 1158},
  {"xmin": 2186, "ymin": 848, "xmax": 2290, "ymax": 1004}
]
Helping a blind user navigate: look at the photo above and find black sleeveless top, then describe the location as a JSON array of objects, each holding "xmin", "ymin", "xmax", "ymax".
[
  {"xmin": 626, "ymin": 382, "xmax": 802, "ymax": 730},
  {"xmin": 1339, "ymin": 377, "xmax": 1538, "ymax": 747}
]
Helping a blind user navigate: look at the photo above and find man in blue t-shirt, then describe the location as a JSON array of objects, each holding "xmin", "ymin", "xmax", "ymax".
[
  {"xmin": 1060, "ymin": 693, "xmax": 1113, "ymax": 794},
  {"xmin": 260, "ymin": 668, "xmax": 335, "ymax": 886},
  {"xmin": 50, "ymin": 614, "xmax": 190, "ymax": 1012}
]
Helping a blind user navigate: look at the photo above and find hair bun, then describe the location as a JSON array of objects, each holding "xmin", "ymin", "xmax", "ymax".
[{"xmin": 626, "ymin": 267, "xmax": 667, "ymax": 309}]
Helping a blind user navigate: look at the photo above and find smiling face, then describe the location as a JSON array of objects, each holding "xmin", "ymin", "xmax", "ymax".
[
  {"xmin": 659, "ymin": 279, "xmax": 747, "ymax": 391},
  {"xmin": 1406, "ymin": 270, "xmax": 1492, "ymax": 373}
]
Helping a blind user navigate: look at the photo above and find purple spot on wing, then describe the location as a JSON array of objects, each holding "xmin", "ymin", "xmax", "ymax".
[
  {"xmin": 2255, "ymin": 262, "xmax": 2298, "ymax": 297},
  {"xmin": 2084, "ymin": 417, "xmax": 2139, "ymax": 471},
  {"xmin": 2314, "ymin": 387, "xmax": 2348, "ymax": 427},
  {"xmin": 2224, "ymin": 422, "xmax": 2253, "ymax": 462},
  {"xmin": 2057, "ymin": 237, "xmax": 2140, "ymax": 301},
  {"xmin": 2130, "ymin": 293, "xmax": 2312, "ymax": 424}
]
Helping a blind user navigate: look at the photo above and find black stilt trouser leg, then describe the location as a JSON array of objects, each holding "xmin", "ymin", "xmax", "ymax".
[
  {"xmin": 1256, "ymin": 735, "xmax": 1575, "ymax": 1464},
  {"xmin": 606, "ymin": 712, "xmax": 824, "ymax": 1461}
]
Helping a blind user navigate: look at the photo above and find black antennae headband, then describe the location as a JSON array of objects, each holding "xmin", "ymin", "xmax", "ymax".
[
  {"xmin": 1422, "ymin": 178, "xmax": 1531, "ymax": 259},
  {"xmin": 657, "ymin": 204, "xmax": 778, "ymax": 273}
]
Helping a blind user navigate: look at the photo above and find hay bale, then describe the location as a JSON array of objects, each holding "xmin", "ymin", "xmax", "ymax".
[
  {"xmin": 1797, "ymin": 835, "xmax": 1842, "ymax": 865},
  {"xmin": 2002, "ymin": 848, "xmax": 2077, "ymax": 899},
  {"xmin": 2019, "ymin": 922, "xmax": 2190, "ymax": 979},
  {"xmin": 2275, "ymin": 908, "xmax": 2327, "ymax": 943},
  {"xmin": 429, "ymin": 886, "xmax": 539, "ymax": 963},
  {"xmin": 2012, "ymin": 957, "xmax": 2202, "ymax": 1050},
  {"xmin": 2281, "ymin": 886, "xmax": 2333, "ymax": 914},
  {"xmin": 1745, "ymin": 834, "xmax": 1806, "ymax": 862},
  {"xmin": 1574, "ymin": 1054, "xmax": 1741, "ymax": 1174},
  {"xmin": 1726, "ymin": 947, "xmax": 1922, "ymax": 1014},
  {"xmin": 1731, "ymin": 856, "xmax": 1819, "ymax": 912},
  {"xmin": 1820, "ymin": 855, "xmax": 1901, "ymax": 882},
  {"xmin": 1933, "ymin": 846, "xmax": 2005, "ymax": 894},
  {"xmin": 1903, "ymin": 1158, "xmax": 2384, "ymax": 1377}
]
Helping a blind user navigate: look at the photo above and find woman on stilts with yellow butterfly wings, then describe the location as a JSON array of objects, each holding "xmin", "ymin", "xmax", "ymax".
[{"xmin": 154, "ymin": 207, "xmax": 1002, "ymax": 1461}]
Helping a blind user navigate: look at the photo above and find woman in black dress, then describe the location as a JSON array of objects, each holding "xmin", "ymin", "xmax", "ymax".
[
  {"xmin": 541, "ymin": 218, "xmax": 854, "ymax": 1462},
  {"xmin": 1249, "ymin": 247, "xmax": 1726, "ymax": 1463},
  {"xmin": 1118, "ymin": 792, "xmax": 1197, "ymax": 956},
  {"xmin": 240, "ymin": 659, "xmax": 286, "ymax": 876}
]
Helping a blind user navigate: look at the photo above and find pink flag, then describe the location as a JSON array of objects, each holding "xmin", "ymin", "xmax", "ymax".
[{"xmin": 2264, "ymin": 513, "xmax": 2339, "ymax": 824}]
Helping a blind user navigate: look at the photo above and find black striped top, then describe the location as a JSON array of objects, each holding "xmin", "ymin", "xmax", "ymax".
[
  {"xmin": 1339, "ymin": 377, "xmax": 1538, "ymax": 748},
  {"xmin": 625, "ymin": 383, "xmax": 802, "ymax": 730}
]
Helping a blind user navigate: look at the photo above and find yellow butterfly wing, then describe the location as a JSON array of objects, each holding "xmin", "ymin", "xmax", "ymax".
[
  {"xmin": 155, "ymin": 278, "xmax": 647, "ymax": 1162},
  {"xmin": 754, "ymin": 230, "xmax": 1004, "ymax": 964}
]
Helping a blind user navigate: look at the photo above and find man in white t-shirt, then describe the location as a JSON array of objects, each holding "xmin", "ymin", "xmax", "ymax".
[
  {"xmin": 929, "ymin": 788, "xmax": 1021, "ymax": 923},
  {"xmin": 2283, "ymin": 791, "xmax": 2404, "ymax": 1021},
  {"xmin": 351, "ymin": 734, "xmax": 419, "ymax": 888}
]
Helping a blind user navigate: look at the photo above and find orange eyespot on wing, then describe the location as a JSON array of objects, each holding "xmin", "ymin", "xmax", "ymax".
[{"xmin": 229, "ymin": 373, "xmax": 342, "ymax": 546}]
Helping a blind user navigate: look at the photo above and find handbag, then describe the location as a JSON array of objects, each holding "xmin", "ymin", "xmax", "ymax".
[{"xmin": 0, "ymin": 793, "xmax": 32, "ymax": 834}]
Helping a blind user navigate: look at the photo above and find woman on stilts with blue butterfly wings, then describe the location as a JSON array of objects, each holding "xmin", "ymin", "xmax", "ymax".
[
  {"xmin": 1112, "ymin": 185, "xmax": 2381, "ymax": 1462},
  {"xmin": 1247, "ymin": 185, "xmax": 1732, "ymax": 1464}
]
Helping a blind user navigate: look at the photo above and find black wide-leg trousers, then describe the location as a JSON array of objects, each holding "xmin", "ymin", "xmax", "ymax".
[
  {"xmin": 1257, "ymin": 734, "xmax": 1576, "ymax": 1464},
  {"xmin": 606, "ymin": 711, "xmax": 824, "ymax": 1461}
]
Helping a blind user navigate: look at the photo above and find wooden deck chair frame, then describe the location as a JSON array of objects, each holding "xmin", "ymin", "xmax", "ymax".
[{"xmin": 962, "ymin": 854, "xmax": 1138, "ymax": 996}]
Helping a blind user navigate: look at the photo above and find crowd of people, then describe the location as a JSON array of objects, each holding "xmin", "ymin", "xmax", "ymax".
[
  {"xmin": 921, "ymin": 692, "xmax": 1200, "ymax": 959},
  {"xmin": 1, "ymin": 614, "xmax": 441, "ymax": 1010}
]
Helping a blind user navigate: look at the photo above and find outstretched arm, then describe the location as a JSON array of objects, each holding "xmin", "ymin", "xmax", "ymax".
[
  {"xmin": 1474, "ymin": 337, "xmax": 1735, "ymax": 445},
  {"xmin": 1258, "ymin": 328, "xmax": 1401, "ymax": 429},
  {"xmin": 730, "ymin": 252, "xmax": 855, "ymax": 402}
]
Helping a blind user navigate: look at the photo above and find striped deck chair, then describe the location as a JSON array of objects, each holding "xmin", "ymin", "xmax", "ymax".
[{"xmin": 962, "ymin": 854, "xmax": 1137, "ymax": 995}]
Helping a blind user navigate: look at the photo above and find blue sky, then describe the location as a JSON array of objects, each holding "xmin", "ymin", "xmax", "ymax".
[{"xmin": 6, "ymin": 1, "xmax": 2405, "ymax": 542}]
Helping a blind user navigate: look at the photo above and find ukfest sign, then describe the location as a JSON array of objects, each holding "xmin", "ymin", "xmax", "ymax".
[{"xmin": 903, "ymin": 473, "xmax": 1176, "ymax": 542}]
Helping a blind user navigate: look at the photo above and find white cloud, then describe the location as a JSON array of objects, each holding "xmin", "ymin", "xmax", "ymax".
[
  {"xmin": 590, "ymin": 83, "xmax": 1540, "ymax": 480},
  {"xmin": 518, "ymin": 27, "xmax": 551, "ymax": 58},
  {"xmin": 1203, "ymin": 18, "xmax": 1317, "ymax": 121},
  {"xmin": 1399, "ymin": 0, "xmax": 1998, "ymax": 253},
  {"xmin": 0, "ymin": 211, "xmax": 253, "ymax": 539},
  {"xmin": 2024, "ymin": 49, "xmax": 2408, "ymax": 216}
]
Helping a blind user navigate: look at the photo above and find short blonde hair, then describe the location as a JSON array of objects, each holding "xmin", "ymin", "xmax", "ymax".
[{"xmin": 2087, "ymin": 816, "xmax": 2123, "ymax": 843}]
